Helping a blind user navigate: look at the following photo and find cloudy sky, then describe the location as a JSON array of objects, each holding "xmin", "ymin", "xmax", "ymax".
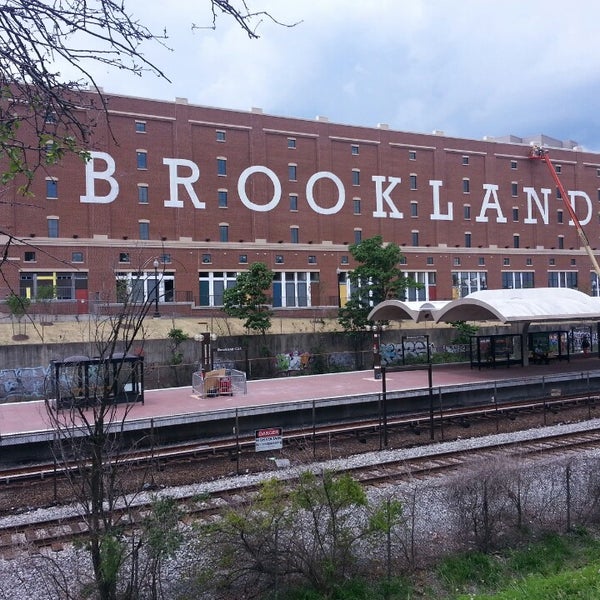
[{"xmin": 82, "ymin": 0, "xmax": 600, "ymax": 150}]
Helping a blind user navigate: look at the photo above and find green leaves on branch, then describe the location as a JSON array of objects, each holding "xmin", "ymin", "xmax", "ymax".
[
  {"xmin": 223, "ymin": 262, "xmax": 274, "ymax": 335},
  {"xmin": 338, "ymin": 235, "xmax": 421, "ymax": 333}
]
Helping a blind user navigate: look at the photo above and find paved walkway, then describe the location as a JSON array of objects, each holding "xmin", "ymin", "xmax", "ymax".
[{"xmin": 1, "ymin": 356, "xmax": 598, "ymax": 439}]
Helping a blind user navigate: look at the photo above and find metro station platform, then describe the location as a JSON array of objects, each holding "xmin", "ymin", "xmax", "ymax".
[{"xmin": 1, "ymin": 356, "xmax": 599, "ymax": 447}]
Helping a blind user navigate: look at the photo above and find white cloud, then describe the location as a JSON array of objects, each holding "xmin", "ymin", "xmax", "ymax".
[{"xmin": 65, "ymin": 0, "xmax": 600, "ymax": 149}]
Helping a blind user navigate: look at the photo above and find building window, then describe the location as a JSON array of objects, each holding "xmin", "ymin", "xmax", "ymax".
[
  {"xmin": 512, "ymin": 207, "xmax": 519, "ymax": 221},
  {"xmin": 219, "ymin": 224, "xmax": 229, "ymax": 242},
  {"xmin": 287, "ymin": 137, "xmax": 296, "ymax": 149},
  {"xmin": 275, "ymin": 255, "xmax": 284, "ymax": 264},
  {"xmin": 511, "ymin": 160, "xmax": 518, "ymax": 170},
  {"xmin": 217, "ymin": 157, "xmax": 227, "ymax": 176},
  {"xmin": 462, "ymin": 178, "xmax": 470, "ymax": 193},
  {"xmin": 411, "ymin": 231, "xmax": 419, "ymax": 246},
  {"xmin": 462, "ymin": 155, "xmax": 469, "ymax": 166},
  {"xmin": 239, "ymin": 254, "xmax": 248, "ymax": 264},
  {"xmin": 557, "ymin": 209, "xmax": 564, "ymax": 224},
  {"xmin": 138, "ymin": 185, "xmax": 149, "ymax": 204},
  {"xmin": 556, "ymin": 164, "xmax": 562, "ymax": 174},
  {"xmin": 116, "ymin": 270, "xmax": 173, "ymax": 304},
  {"xmin": 21, "ymin": 272, "xmax": 88, "ymax": 301},
  {"xmin": 513, "ymin": 234, "xmax": 520, "ymax": 248},
  {"xmin": 290, "ymin": 227, "xmax": 299, "ymax": 244},
  {"xmin": 464, "ymin": 205, "xmax": 471, "ymax": 219},
  {"xmin": 503, "ymin": 257, "xmax": 510, "ymax": 266},
  {"xmin": 353, "ymin": 198, "xmax": 361, "ymax": 215},
  {"xmin": 71, "ymin": 251, "xmax": 84, "ymax": 263},
  {"xmin": 426, "ymin": 256, "xmax": 434, "ymax": 265},
  {"xmin": 290, "ymin": 194, "xmax": 298, "ymax": 211},
  {"xmin": 160, "ymin": 253, "xmax": 172, "ymax": 264},
  {"xmin": 272, "ymin": 271, "xmax": 314, "ymax": 307},
  {"xmin": 526, "ymin": 257, "xmax": 533, "ymax": 266},
  {"xmin": 452, "ymin": 271, "xmax": 487, "ymax": 297},
  {"xmin": 558, "ymin": 236, "xmax": 564, "ymax": 249},
  {"xmin": 24, "ymin": 251, "xmax": 36, "ymax": 262},
  {"xmin": 351, "ymin": 144, "xmax": 359, "ymax": 155},
  {"xmin": 465, "ymin": 232, "xmax": 471, "ymax": 247},
  {"xmin": 218, "ymin": 189, "xmax": 228, "ymax": 208},
  {"xmin": 549, "ymin": 258, "xmax": 556, "ymax": 266},
  {"xmin": 399, "ymin": 256, "xmax": 407, "ymax": 265},
  {"xmin": 409, "ymin": 174, "xmax": 417, "ymax": 190},
  {"xmin": 288, "ymin": 164, "xmax": 297, "ymax": 181},
  {"xmin": 453, "ymin": 257, "xmax": 461, "ymax": 266},
  {"xmin": 119, "ymin": 252, "xmax": 130, "ymax": 263},
  {"xmin": 139, "ymin": 221, "xmax": 149, "ymax": 240},
  {"xmin": 354, "ymin": 229, "xmax": 362, "ymax": 244},
  {"xmin": 199, "ymin": 271, "xmax": 238, "ymax": 306},
  {"xmin": 502, "ymin": 271, "xmax": 534, "ymax": 289},
  {"xmin": 403, "ymin": 271, "xmax": 437, "ymax": 301},
  {"xmin": 352, "ymin": 169, "xmax": 360, "ymax": 186},
  {"xmin": 410, "ymin": 202, "xmax": 418, "ymax": 217},
  {"xmin": 202, "ymin": 254, "xmax": 212, "ymax": 264},
  {"xmin": 136, "ymin": 151, "xmax": 147, "ymax": 170},
  {"xmin": 308, "ymin": 255, "xmax": 317, "ymax": 264},
  {"xmin": 46, "ymin": 178, "xmax": 58, "ymax": 199},
  {"xmin": 47, "ymin": 217, "xmax": 59, "ymax": 238},
  {"xmin": 409, "ymin": 150, "xmax": 416, "ymax": 160},
  {"xmin": 216, "ymin": 130, "xmax": 226, "ymax": 142},
  {"xmin": 548, "ymin": 271, "xmax": 578, "ymax": 288},
  {"xmin": 135, "ymin": 121, "xmax": 146, "ymax": 133},
  {"xmin": 45, "ymin": 111, "xmax": 57, "ymax": 124},
  {"xmin": 511, "ymin": 182, "xmax": 518, "ymax": 197},
  {"xmin": 478, "ymin": 256, "xmax": 485, "ymax": 266},
  {"xmin": 571, "ymin": 258, "xmax": 577, "ymax": 266}
]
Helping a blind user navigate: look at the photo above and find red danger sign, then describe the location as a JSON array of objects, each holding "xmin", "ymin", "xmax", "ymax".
[{"xmin": 255, "ymin": 427, "xmax": 283, "ymax": 451}]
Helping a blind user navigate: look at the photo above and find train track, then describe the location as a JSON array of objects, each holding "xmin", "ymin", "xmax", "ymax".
[
  {"xmin": 2, "ymin": 411, "xmax": 600, "ymax": 560},
  {"xmin": 0, "ymin": 389, "xmax": 597, "ymax": 488}
]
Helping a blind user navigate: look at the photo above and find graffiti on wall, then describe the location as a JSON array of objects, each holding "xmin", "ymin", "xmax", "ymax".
[
  {"xmin": 380, "ymin": 340, "xmax": 434, "ymax": 365},
  {"xmin": 276, "ymin": 351, "xmax": 311, "ymax": 373},
  {"xmin": 0, "ymin": 366, "xmax": 49, "ymax": 402}
]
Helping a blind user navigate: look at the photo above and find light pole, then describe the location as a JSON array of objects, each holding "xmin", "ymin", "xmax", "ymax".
[
  {"xmin": 367, "ymin": 322, "xmax": 387, "ymax": 379},
  {"xmin": 152, "ymin": 259, "xmax": 160, "ymax": 318},
  {"xmin": 195, "ymin": 332, "xmax": 218, "ymax": 375}
]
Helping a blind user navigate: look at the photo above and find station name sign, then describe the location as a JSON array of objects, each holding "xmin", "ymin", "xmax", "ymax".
[{"xmin": 80, "ymin": 151, "xmax": 593, "ymax": 226}]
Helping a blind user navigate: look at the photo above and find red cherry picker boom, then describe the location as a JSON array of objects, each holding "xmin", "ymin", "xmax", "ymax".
[{"xmin": 529, "ymin": 144, "xmax": 600, "ymax": 280}]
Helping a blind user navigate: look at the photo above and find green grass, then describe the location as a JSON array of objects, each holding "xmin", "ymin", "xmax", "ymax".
[
  {"xmin": 274, "ymin": 530, "xmax": 600, "ymax": 599},
  {"xmin": 456, "ymin": 561, "xmax": 600, "ymax": 599}
]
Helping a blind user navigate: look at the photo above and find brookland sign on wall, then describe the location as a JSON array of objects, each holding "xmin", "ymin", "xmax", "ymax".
[{"xmin": 80, "ymin": 151, "xmax": 594, "ymax": 226}]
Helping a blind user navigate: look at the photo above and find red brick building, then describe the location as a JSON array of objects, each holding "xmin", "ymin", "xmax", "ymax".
[{"xmin": 3, "ymin": 91, "xmax": 600, "ymax": 315}]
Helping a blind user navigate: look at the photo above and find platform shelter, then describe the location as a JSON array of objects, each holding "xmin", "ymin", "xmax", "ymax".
[{"xmin": 368, "ymin": 288, "xmax": 600, "ymax": 366}]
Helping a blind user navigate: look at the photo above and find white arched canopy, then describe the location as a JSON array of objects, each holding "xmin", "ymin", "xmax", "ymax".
[
  {"xmin": 368, "ymin": 288, "xmax": 600, "ymax": 367},
  {"xmin": 368, "ymin": 288, "xmax": 600, "ymax": 325},
  {"xmin": 433, "ymin": 288, "xmax": 600, "ymax": 324}
]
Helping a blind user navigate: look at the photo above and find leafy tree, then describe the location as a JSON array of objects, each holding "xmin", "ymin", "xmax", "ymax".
[
  {"xmin": 198, "ymin": 478, "xmax": 292, "ymax": 597},
  {"xmin": 44, "ymin": 285, "xmax": 176, "ymax": 599},
  {"xmin": 289, "ymin": 470, "xmax": 369, "ymax": 593},
  {"xmin": 223, "ymin": 262, "xmax": 274, "ymax": 335},
  {"xmin": 450, "ymin": 320, "xmax": 479, "ymax": 344},
  {"xmin": 167, "ymin": 327, "xmax": 189, "ymax": 365},
  {"xmin": 6, "ymin": 291, "xmax": 30, "ymax": 321},
  {"xmin": 338, "ymin": 235, "xmax": 419, "ymax": 333}
]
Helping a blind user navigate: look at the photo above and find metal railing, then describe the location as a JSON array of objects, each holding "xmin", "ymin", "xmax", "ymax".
[{"xmin": 192, "ymin": 368, "xmax": 247, "ymax": 398}]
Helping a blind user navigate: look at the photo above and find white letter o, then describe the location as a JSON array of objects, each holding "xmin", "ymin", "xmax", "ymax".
[
  {"xmin": 237, "ymin": 166, "xmax": 281, "ymax": 212},
  {"xmin": 306, "ymin": 171, "xmax": 345, "ymax": 215}
]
